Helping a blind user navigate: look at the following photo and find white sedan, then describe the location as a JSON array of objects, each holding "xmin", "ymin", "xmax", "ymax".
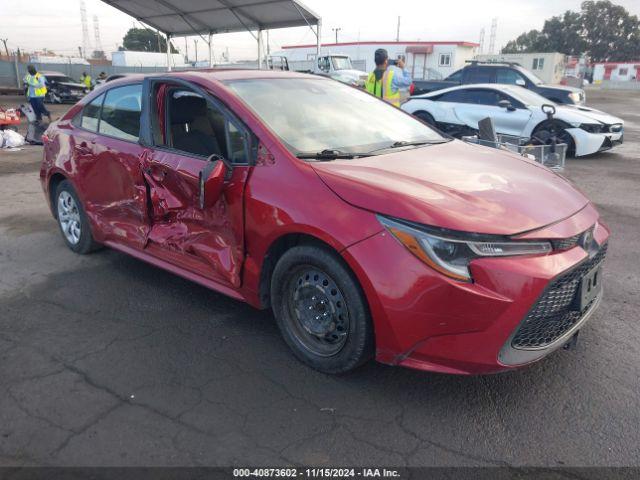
[{"xmin": 402, "ymin": 84, "xmax": 624, "ymax": 157}]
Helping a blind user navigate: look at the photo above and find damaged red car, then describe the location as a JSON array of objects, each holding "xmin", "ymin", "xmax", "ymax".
[{"xmin": 40, "ymin": 70, "xmax": 609, "ymax": 375}]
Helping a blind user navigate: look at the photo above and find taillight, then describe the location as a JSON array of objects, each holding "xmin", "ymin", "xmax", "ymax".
[
  {"xmin": 42, "ymin": 134, "xmax": 50, "ymax": 144},
  {"xmin": 409, "ymin": 83, "xmax": 415, "ymax": 95}
]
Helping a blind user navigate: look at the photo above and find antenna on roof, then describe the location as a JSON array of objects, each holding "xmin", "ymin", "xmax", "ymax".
[{"xmin": 479, "ymin": 28, "xmax": 485, "ymax": 55}]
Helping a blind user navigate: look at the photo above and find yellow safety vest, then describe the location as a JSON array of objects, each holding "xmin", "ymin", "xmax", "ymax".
[
  {"xmin": 365, "ymin": 69, "xmax": 400, "ymax": 107},
  {"xmin": 82, "ymin": 75, "xmax": 92, "ymax": 89},
  {"xmin": 25, "ymin": 73, "xmax": 47, "ymax": 98}
]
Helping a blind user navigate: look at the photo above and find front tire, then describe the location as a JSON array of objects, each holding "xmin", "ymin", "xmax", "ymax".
[
  {"xmin": 271, "ymin": 245, "xmax": 374, "ymax": 374},
  {"xmin": 55, "ymin": 180, "xmax": 101, "ymax": 254},
  {"xmin": 414, "ymin": 110, "xmax": 436, "ymax": 126},
  {"xmin": 532, "ymin": 121, "xmax": 576, "ymax": 157}
]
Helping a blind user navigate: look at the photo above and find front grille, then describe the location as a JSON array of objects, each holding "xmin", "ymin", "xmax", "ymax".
[
  {"xmin": 551, "ymin": 233, "xmax": 581, "ymax": 251},
  {"xmin": 511, "ymin": 243, "xmax": 607, "ymax": 349},
  {"xmin": 550, "ymin": 226, "xmax": 593, "ymax": 251}
]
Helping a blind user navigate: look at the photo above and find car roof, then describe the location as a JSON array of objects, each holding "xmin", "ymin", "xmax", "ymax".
[
  {"xmin": 40, "ymin": 71, "xmax": 68, "ymax": 76},
  {"xmin": 100, "ymin": 68, "xmax": 322, "ymax": 91},
  {"xmin": 419, "ymin": 83, "xmax": 513, "ymax": 96}
]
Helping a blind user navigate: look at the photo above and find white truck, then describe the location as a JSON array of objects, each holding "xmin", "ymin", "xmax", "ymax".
[{"xmin": 270, "ymin": 53, "xmax": 368, "ymax": 87}]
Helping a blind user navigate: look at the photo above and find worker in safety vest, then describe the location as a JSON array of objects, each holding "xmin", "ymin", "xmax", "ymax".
[
  {"xmin": 23, "ymin": 65, "xmax": 51, "ymax": 123},
  {"xmin": 81, "ymin": 72, "xmax": 93, "ymax": 90},
  {"xmin": 364, "ymin": 48, "xmax": 413, "ymax": 107}
]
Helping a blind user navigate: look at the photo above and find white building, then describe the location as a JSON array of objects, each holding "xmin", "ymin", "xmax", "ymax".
[
  {"xmin": 280, "ymin": 40, "xmax": 479, "ymax": 79},
  {"xmin": 474, "ymin": 52, "xmax": 566, "ymax": 84},
  {"xmin": 593, "ymin": 62, "xmax": 640, "ymax": 83},
  {"xmin": 111, "ymin": 51, "xmax": 187, "ymax": 68},
  {"xmin": 29, "ymin": 55, "xmax": 89, "ymax": 65}
]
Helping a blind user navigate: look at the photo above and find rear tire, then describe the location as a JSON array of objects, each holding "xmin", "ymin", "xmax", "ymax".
[
  {"xmin": 55, "ymin": 180, "xmax": 101, "ymax": 254},
  {"xmin": 271, "ymin": 245, "xmax": 374, "ymax": 374}
]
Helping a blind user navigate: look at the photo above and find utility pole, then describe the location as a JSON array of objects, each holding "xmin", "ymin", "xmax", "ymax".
[
  {"xmin": 78, "ymin": 46, "xmax": 83, "ymax": 58},
  {"xmin": 194, "ymin": 38, "xmax": 198, "ymax": 64},
  {"xmin": 184, "ymin": 37, "xmax": 188, "ymax": 62},
  {"xmin": 1, "ymin": 39, "xmax": 9, "ymax": 58},
  {"xmin": 332, "ymin": 27, "xmax": 341, "ymax": 44},
  {"xmin": 396, "ymin": 16, "xmax": 401, "ymax": 42}
]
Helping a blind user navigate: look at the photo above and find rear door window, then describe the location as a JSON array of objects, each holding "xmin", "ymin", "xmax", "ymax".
[
  {"xmin": 465, "ymin": 67, "xmax": 495, "ymax": 83},
  {"xmin": 466, "ymin": 89, "xmax": 501, "ymax": 106},
  {"xmin": 98, "ymin": 84, "xmax": 142, "ymax": 142},
  {"xmin": 79, "ymin": 94, "xmax": 104, "ymax": 132},
  {"xmin": 437, "ymin": 90, "xmax": 470, "ymax": 103},
  {"xmin": 496, "ymin": 68, "xmax": 527, "ymax": 85},
  {"xmin": 446, "ymin": 69, "xmax": 463, "ymax": 82}
]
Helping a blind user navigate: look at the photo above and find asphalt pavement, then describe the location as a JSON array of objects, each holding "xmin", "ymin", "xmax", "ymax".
[{"xmin": 0, "ymin": 89, "xmax": 638, "ymax": 467}]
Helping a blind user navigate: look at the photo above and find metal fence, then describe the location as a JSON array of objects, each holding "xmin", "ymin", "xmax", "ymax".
[
  {"xmin": 1, "ymin": 57, "xmax": 371, "ymax": 89},
  {"xmin": 0, "ymin": 59, "xmax": 174, "ymax": 89}
]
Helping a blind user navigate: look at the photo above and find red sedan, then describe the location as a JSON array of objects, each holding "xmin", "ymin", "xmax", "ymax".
[{"xmin": 40, "ymin": 70, "xmax": 609, "ymax": 374}]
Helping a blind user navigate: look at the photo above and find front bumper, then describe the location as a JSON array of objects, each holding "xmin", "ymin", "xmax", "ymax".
[
  {"xmin": 566, "ymin": 128, "xmax": 624, "ymax": 156},
  {"xmin": 343, "ymin": 207, "xmax": 610, "ymax": 375}
]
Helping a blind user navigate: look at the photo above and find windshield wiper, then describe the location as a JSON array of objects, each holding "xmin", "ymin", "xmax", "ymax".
[
  {"xmin": 296, "ymin": 149, "xmax": 371, "ymax": 161},
  {"xmin": 367, "ymin": 139, "xmax": 451, "ymax": 154}
]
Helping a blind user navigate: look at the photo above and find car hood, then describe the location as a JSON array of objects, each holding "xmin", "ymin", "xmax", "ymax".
[
  {"xmin": 538, "ymin": 83, "xmax": 582, "ymax": 94},
  {"xmin": 330, "ymin": 69, "xmax": 368, "ymax": 84},
  {"xmin": 557, "ymin": 104, "xmax": 623, "ymax": 126},
  {"xmin": 54, "ymin": 81, "xmax": 86, "ymax": 90},
  {"xmin": 311, "ymin": 140, "xmax": 589, "ymax": 236}
]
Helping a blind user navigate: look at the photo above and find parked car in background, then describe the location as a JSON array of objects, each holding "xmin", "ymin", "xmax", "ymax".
[
  {"xmin": 26, "ymin": 71, "xmax": 89, "ymax": 104},
  {"xmin": 403, "ymin": 84, "xmax": 623, "ymax": 156},
  {"xmin": 412, "ymin": 61, "xmax": 586, "ymax": 105},
  {"xmin": 41, "ymin": 70, "xmax": 609, "ymax": 375}
]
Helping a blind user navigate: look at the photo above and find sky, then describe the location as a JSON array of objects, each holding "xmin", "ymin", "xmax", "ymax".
[{"xmin": 1, "ymin": 0, "xmax": 639, "ymax": 62}]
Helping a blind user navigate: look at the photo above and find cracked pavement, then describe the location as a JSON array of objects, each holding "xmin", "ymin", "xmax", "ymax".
[{"xmin": 0, "ymin": 90, "xmax": 639, "ymax": 467}]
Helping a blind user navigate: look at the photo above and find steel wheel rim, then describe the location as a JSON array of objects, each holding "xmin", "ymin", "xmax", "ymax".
[
  {"xmin": 285, "ymin": 266, "xmax": 350, "ymax": 357},
  {"xmin": 57, "ymin": 191, "xmax": 81, "ymax": 245}
]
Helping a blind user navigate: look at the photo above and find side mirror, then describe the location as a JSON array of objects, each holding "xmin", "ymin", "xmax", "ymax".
[
  {"xmin": 515, "ymin": 78, "xmax": 526, "ymax": 87},
  {"xmin": 498, "ymin": 99, "xmax": 516, "ymax": 111},
  {"xmin": 199, "ymin": 155, "xmax": 232, "ymax": 209}
]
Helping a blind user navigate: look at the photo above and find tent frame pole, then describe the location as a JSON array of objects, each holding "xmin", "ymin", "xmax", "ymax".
[
  {"xmin": 208, "ymin": 32, "xmax": 213, "ymax": 67},
  {"xmin": 166, "ymin": 33, "xmax": 172, "ymax": 71},
  {"xmin": 316, "ymin": 19, "xmax": 322, "ymax": 59},
  {"xmin": 257, "ymin": 28, "xmax": 263, "ymax": 69}
]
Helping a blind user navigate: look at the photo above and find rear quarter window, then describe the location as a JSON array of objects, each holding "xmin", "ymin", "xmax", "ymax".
[
  {"xmin": 98, "ymin": 84, "xmax": 142, "ymax": 142},
  {"xmin": 76, "ymin": 94, "xmax": 104, "ymax": 132}
]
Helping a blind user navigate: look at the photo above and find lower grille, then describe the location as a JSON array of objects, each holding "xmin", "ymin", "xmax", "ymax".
[{"xmin": 511, "ymin": 243, "xmax": 607, "ymax": 349}]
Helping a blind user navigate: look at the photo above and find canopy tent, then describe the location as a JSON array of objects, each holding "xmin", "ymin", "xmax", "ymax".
[{"xmin": 101, "ymin": 0, "xmax": 322, "ymax": 70}]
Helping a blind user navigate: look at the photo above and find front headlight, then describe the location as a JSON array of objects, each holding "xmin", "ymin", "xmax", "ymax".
[
  {"xmin": 579, "ymin": 123, "xmax": 604, "ymax": 133},
  {"xmin": 569, "ymin": 91, "xmax": 583, "ymax": 104},
  {"xmin": 378, "ymin": 216, "xmax": 552, "ymax": 282}
]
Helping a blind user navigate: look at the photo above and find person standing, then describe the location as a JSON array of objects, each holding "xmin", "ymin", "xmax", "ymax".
[
  {"xmin": 23, "ymin": 65, "xmax": 51, "ymax": 123},
  {"xmin": 81, "ymin": 72, "xmax": 93, "ymax": 90},
  {"xmin": 364, "ymin": 49, "xmax": 412, "ymax": 107}
]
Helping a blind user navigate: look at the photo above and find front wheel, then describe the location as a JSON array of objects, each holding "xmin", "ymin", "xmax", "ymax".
[
  {"xmin": 271, "ymin": 245, "xmax": 374, "ymax": 374},
  {"xmin": 55, "ymin": 180, "xmax": 101, "ymax": 254},
  {"xmin": 532, "ymin": 121, "xmax": 576, "ymax": 157}
]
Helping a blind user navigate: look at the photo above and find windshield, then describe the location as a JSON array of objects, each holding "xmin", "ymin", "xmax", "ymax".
[
  {"xmin": 505, "ymin": 86, "xmax": 553, "ymax": 107},
  {"xmin": 331, "ymin": 56, "xmax": 353, "ymax": 71},
  {"xmin": 517, "ymin": 67, "xmax": 544, "ymax": 85},
  {"xmin": 226, "ymin": 78, "xmax": 444, "ymax": 155}
]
